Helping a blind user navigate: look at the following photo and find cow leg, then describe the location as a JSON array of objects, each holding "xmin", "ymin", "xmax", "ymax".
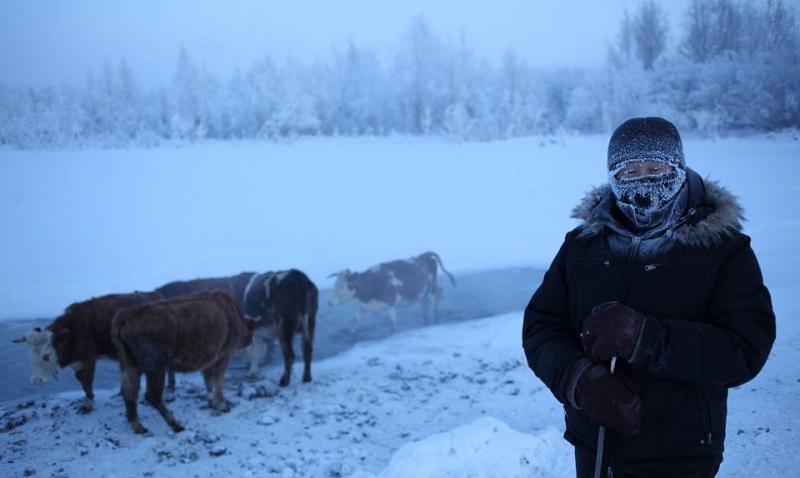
[
  {"xmin": 301, "ymin": 313, "xmax": 314, "ymax": 383},
  {"xmin": 277, "ymin": 321, "xmax": 295, "ymax": 387},
  {"xmin": 145, "ymin": 370, "xmax": 183, "ymax": 433},
  {"xmin": 350, "ymin": 308, "xmax": 365, "ymax": 333},
  {"xmin": 202, "ymin": 366, "xmax": 229, "ymax": 410},
  {"xmin": 74, "ymin": 360, "xmax": 96, "ymax": 414},
  {"xmin": 245, "ymin": 338, "xmax": 266, "ymax": 378},
  {"xmin": 120, "ymin": 363, "xmax": 148, "ymax": 434},
  {"xmin": 202, "ymin": 369, "xmax": 216, "ymax": 403},
  {"xmin": 214, "ymin": 364, "xmax": 229, "ymax": 411},
  {"xmin": 389, "ymin": 307, "xmax": 398, "ymax": 332},
  {"xmin": 205, "ymin": 358, "xmax": 231, "ymax": 411},
  {"xmin": 166, "ymin": 367, "xmax": 176, "ymax": 391},
  {"xmin": 421, "ymin": 296, "xmax": 431, "ymax": 323},
  {"xmin": 432, "ymin": 286, "xmax": 443, "ymax": 319}
]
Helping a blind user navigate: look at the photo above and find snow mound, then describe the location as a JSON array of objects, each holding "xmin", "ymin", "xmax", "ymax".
[{"xmin": 377, "ymin": 416, "xmax": 567, "ymax": 478}]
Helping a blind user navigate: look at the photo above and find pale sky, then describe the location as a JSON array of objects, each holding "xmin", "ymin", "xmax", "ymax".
[{"xmin": 2, "ymin": 0, "xmax": 697, "ymax": 88}]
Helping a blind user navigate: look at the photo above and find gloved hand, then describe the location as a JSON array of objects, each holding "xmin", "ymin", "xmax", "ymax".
[
  {"xmin": 581, "ymin": 302, "xmax": 645, "ymax": 362},
  {"xmin": 575, "ymin": 363, "xmax": 642, "ymax": 436}
]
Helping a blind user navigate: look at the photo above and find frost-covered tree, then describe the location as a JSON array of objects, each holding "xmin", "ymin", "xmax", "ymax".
[
  {"xmin": 440, "ymin": 34, "xmax": 491, "ymax": 140},
  {"xmin": 322, "ymin": 40, "xmax": 387, "ymax": 136},
  {"xmin": 392, "ymin": 14, "xmax": 447, "ymax": 134},
  {"xmin": 740, "ymin": 0, "xmax": 799, "ymax": 58},
  {"xmin": 681, "ymin": 0, "xmax": 742, "ymax": 62},
  {"xmin": 267, "ymin": 59, "xmax": 320, "ymax": 138},
  {"xmin": 632, "ymin": 0, "xmax": 669, "ymax": 70},
  {"xmin": 681, "ymin": 0, "xmax": 799, "ymax": 62},
  {"xmin": 3, "ymin": 2, "xmax": 800, "ymax": 149},
  {"xmin": 171, "ymin": 47, "xmax": 222, "ymax": 141},
  {"xmin": 114, "ymin": 60, "xmax": 143, "ymax": 141},
  {"xmin": 608, "ymin": 10, "xmax": 636, "ymax": 68},
  {"xmin": 489, "ymin": 49, "xmax": 543, "ymax": 139}
]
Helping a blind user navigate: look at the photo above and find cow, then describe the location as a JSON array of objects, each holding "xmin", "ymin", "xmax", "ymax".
[
  {"xmin": 328, "ymin": 251, "xmax": 456, "ymax": 333},
  {"xmin": 155, "ymin": 271, "xmax": 255, "ymax": 389},
  {"xmin": 111, "ymin": 289, "xmax": 255, "ymax": 434},
  {"xmin": 156, "ymin": 271, "xmax": 255, "ymax": 303},
  {"xmin": 11, "ymin": 291, "xmax": 163, "ymax": 414},
  {"xmin": 240, "ymin": 269, "xmax": 318, "ymax": 387}
]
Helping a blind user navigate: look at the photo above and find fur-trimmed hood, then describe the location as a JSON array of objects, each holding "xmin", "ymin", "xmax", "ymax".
[{"xmin": 572, "ymin": 170, "xmax": 745, "ymax": 249}]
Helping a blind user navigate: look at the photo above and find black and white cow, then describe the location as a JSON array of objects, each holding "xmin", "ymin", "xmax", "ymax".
[
  {"xmin": 240, "ymin": 269, "xmax": 318, "ymax": 387},
  {"xmin": 328, "ymin": 251, "xmax": 456, "ymax": 332}
]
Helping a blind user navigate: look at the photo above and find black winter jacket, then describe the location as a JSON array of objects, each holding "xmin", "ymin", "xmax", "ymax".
[{"xmin": 522, "ymin": 169, "xmax": 775, "ymax": 473}]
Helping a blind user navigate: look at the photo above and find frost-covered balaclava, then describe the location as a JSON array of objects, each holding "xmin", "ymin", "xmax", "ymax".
[{"xmin": 608, "ymin": 117, "xmax": 687, "ymax": 229}]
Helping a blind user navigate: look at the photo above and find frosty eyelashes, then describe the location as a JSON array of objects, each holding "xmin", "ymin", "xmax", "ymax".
[{"xmin": 612, "ymin": 160, "xmax": 675, "ymax": 180}]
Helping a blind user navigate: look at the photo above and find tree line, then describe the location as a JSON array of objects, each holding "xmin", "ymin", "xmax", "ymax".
[{"xmin": 1, "ymin": 0, "xmax": 798, "ymax": 149}]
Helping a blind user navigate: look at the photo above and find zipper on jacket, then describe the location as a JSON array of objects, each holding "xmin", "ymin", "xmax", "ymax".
[{"xmin": 619, "ymin": 237, "xmax": 642, "ymax": 302}]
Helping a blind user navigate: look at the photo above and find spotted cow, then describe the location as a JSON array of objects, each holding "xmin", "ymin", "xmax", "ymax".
[
  {"xmin": 241, "ymin": 269, "xmax": 318, "ymax": 387},
  {"xmin": 328, "ymin": 251, "xmax": 456, "ymax": 332}
]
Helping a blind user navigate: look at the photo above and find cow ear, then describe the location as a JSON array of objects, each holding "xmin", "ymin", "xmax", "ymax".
[{"xmin": 11, "ymin": 336, "xmax": 27, "ymax": 343}]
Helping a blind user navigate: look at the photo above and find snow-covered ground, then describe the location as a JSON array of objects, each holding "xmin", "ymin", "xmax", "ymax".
[{"xmin": 1, "ymin": 133, "xmax": 798, "ymax": 476}]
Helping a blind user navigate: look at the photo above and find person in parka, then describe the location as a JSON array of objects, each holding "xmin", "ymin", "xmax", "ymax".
[{"xmin": 522, "ymin": 117, "xmax": 775, "ymax": 478}]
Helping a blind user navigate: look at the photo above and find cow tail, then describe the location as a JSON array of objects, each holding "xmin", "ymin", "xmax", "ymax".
[
  {"xmin": 219, "ymin": 292, "xmax": 248, "ymax": 344},
  {"xmin": 110, "ymin": 312, "xmax": 137, "ymax": 375},
  {"xmin": 305, "ymin": 281, "xmax": 319, "ymax": 338},
  {"xmin": 431, "ymin": 252, "xmax": 457, "ymax": 287}
]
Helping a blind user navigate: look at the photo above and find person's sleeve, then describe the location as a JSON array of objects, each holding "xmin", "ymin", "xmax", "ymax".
[{"xmin": 522, "ymin": 235, "xmax": 588, "ymax": 404}]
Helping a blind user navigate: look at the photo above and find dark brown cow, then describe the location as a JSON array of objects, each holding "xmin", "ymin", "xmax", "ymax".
[
  {"xmin": 111, "ymin": 290, "xmax": 255, "ymax": 434},
  {"xmin": 328, "ymin": 251, "xmax": 456, "ymax": 332},
  {"xmin": 241, "ymin": 269, "xmax": 318, "ymax": 387},
  {"xmin": 12, "ymin": 291, "xmax": 163, "ymax": 413},
  {"xmin": 156, "ymin": 271, "xmax": 255, "ymax": 388},
  {"xmin": 156, "ymin": 272, "xmax": 255, "ymax": 303}
]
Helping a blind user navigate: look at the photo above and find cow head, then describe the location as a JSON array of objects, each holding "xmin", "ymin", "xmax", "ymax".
[
  {"xmin": 240, "ymin": 316, "xmax": 257, "ymax": 348},
  {"xmin": 328, "ymin": 270, "xmax": 355, "ymax": 307},
  {"xmin": 12, "ymin": 327, "xmax": 62, "ymax": 384}
]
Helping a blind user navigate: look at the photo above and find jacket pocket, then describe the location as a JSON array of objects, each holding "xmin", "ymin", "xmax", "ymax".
[{"xmin": 640, "ymin": 382, "xmax": 710, "ymax": 449}]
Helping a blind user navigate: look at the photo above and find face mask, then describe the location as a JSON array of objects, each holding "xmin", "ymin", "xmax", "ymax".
[{"xmin": 610, "ymin": 168, "xmax": 686, "ymax": 228}]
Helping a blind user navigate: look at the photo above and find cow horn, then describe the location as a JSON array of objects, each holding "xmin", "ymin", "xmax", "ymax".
[{"xmin": 11, "ymin": 336, "xmax": 27, "ymax": 343}]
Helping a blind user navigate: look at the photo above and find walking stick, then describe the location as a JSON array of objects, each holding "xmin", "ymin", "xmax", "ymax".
[{"xmin": 593, "ymin": 356, "xmax": 617, "ymax": 478}]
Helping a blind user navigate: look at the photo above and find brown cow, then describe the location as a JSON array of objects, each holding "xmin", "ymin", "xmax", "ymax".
[
  {"xmin": 155, "ymin": 271, "xmax": 255, "ymax": 389},
  {"xmin": 328, "ymin": 251, "xmax": 456, "ymax": 332},
  {"xmin": 12, "ymin": 291, "xmax": 163, "ymax": 413},
  {"xmin": 241, "ymin": 269, "xmax": 318, "ymax": 386},
  {"xmin": 111, "ymin": 289, "xmax": 255, "ymax": 434}
]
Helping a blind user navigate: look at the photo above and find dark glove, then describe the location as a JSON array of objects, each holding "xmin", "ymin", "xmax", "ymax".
[
  {"xmin": 575, "ymin": 363, "xmax": 642, "ymax": 436},
  {"xmin": 581, "ymin": 302, "xmax": 645, "ymax": 362}
]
